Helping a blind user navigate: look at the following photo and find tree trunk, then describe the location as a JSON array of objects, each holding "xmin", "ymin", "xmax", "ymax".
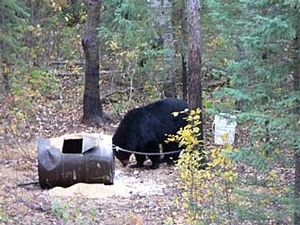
[
  {"xmin": 187, "ymin": 0, "xmax": 203, "ymax": 140},
  {"xmin": 82, "ymin": 0, "xmax": 104, "ymax": 126},
  {"xmin": 180, "ymin": 0, "xmax": 188, "ymax": 101},
  {"xmin": 162, "ymin": 0, "xmax": 176, "ymax": 98},
  {"xmin": 182, "ymin": 54, "xmax": 187, "ymax": 100},
  {"xmin": 293, "ymin": 29, "xmax": 300, "ymax": 225},
  {"xmin": 147, "ymin": 0, "xmax": 176, "ymax": 98},
  {"xmin": 0, "ymin": 65, "xmax": 10, "ymax": 97},
  {"xmin": 295, "ymin": 149, "xmax": 300, "ymax": 225}
]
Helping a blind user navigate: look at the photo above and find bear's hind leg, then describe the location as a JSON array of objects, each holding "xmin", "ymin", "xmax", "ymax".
[
  {"xmin": 129, "ymin": 154, "xmax": 146, "ymax": 168},
  {"xmin": 148, "ymin": 154, "xmax": 161, "ymax": 169},
  {"xmin": 162, "ymin": 142, "xmax": 181, "ymax": 166},
  {"xmin": 145, "ymin": 142, "xmax": 161, "ymax": 169}
]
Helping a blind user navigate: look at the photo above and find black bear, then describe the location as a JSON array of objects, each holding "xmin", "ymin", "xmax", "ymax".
[{"xmin": 112, "ymin": 98, "xmax": 188, "ymax": 169}]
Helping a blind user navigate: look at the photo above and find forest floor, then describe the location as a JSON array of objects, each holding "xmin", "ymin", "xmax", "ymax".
[{"xmin": 0, "ymin": 139, "xmax": 189, "ymax": 225}]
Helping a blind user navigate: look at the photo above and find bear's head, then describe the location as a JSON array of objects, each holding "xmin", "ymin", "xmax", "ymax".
[
  {"xmin": 112, "ymin": 145, "xmax": 131, "ymax": 166},
  {"xmin": 112, "ymin": 108, "xmax": 142, "ymax": 166}
]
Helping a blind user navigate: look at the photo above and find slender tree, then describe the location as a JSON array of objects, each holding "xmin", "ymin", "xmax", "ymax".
[
  {"xmin": 293, "ymin": 22, "xmax": 300, "ymax": 225},
  {"xmin": 180, "ymin": 0, "xmax": 188, "ymax": 101},
  {"xmin": 146, "ymin": 0, "xmax": 177, "ymax": 97},
  {"xmin": 162, "ymin": 0, "xmax": 177, "ymax": 98},
  {"xmin": 187, "ymin": 0, "xmax": 203, "ymax": 140},
  {"xmin": 82, "ymin": 0, "xmax": 105, "ymax": 126}
]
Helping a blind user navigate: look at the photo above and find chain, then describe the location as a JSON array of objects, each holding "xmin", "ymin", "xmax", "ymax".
[{"xmin": 112, "ymin": 144, "xmax": 182, "ymax": 156}]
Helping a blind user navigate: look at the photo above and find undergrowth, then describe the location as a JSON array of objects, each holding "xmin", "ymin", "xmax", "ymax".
[{"xmin": 169, "ymin": 109, "xmax": 293, "ymax": 225}]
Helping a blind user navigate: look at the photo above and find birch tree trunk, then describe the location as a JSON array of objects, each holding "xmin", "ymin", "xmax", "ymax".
[
  {"xmin": 162, "ymin": 0, "xmax": 176, "ymax": 97},
  {"xmin": 147, "ymin": 0, "xmax": 176, "ymax": 97},
  {"xmin": 82, "ymin": 0, "xmax": 104, "ymax": 126}
]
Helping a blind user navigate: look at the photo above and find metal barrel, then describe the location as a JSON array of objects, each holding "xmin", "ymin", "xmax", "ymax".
[{"xmin": 38, "ymin": 133, "xmax": 114, "ymax": 189}]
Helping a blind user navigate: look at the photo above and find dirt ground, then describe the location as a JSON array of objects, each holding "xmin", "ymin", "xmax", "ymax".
[{"xmin": 0, "ymin": 134, "xmax": 190, "ymax": 225}]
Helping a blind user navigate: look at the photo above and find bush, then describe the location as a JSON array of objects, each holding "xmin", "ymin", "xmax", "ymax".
[{"xmin": 171, "ymin": 109, "xmax": 293, "ymax": 224}]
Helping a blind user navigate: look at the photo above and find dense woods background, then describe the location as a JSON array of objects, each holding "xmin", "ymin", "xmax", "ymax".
[{"xmin": 1, "ymin": 0, "xmax": 300, "ymax": 224}]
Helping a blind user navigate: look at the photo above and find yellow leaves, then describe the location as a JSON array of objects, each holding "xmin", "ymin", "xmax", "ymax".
[
  {"xmin": 109, "ymin": 41, "xmax": 120, "ymax": 51},
  {"xmin": 27, "ymin": 24, "xmax": 42, "ymax": 37},
  {"xmin": 173, "ymin": 108, "xmax": 239, "ymax": 223},
  {"xmin": 210, "ymin": 148, "xmax": 220, "ymax": 159},
  {"xmin": 109, "ymin": 40, "xmax": 140, "ymax": 64},
  {"xmin": 187, "ymin": 109, "xmax": 201, "ymax": 122},
  {"xmin": 191, "ymin": 108, "xmax": 201, "ymax": 115},
  {"xmin": 28, "ymin": 25, "xmax": 35, "ymax": 32},
  {"xmin": 222, "ymin": 170, "xmax": 238, "ymax": 182},
  {"xmin": 204, "ymin": 189, "xmax": 213, "ymax": 198},
  {"xmin": 10, "ymin": 123, "xmax": 17, "ymax": 132},
  {"xmin": 64, "ymin": 15, "xmax": 70, "ymax": 23},
  {"xmin": 205, "ymin": 147, "xmax": 238, "ymax": 183},
  {"xmin": 209, "ymin": 146, "xmax": 235, "ymax": 170},
  {"xmin": 118, "ymin": 49, "xmax": 136, "ymax": 62},
  {"xmin": 16, "ymin": 111, "xmax": 25, "ymax": 121},
  {"xmin": 207, "ymin": 36, "xmax": 225, "ymax": 47},
  {"xmin": 166, "ymin": 135, "xmax": 176, "ymax": 142},
  {"xmin": 192, "ymin": 126, "xmax": 200, "ymax": 134},
  {"xmin": 178, "ymin": 126, "xmax": 199, "ymax": 148},
  {"xmin": 209, "ymin": 213, "xmax": 216, "ymax": 221},
  {"xmin": 265, "ymin": 170, "xmax": 278, "ymax": 182},
  {"xmin": 190, "ymin": 108, "xmax": 201, "ymax": 116},
  {"xmin": 3, "ymin": 65, "xmax": 10, "ymax": 73},
  {"xmin": 169, "ymin": 109, "xmax": 202, "ymax": 150},
  {"xmin": 125, "ymin": 51, "xmax": 135, "ymax": 61},
  {"xmin": 223, "ymin": 58, "xmax": 234, "ymax": 66},
  {"xmin": 50, "ymin": 0, "xmax": 67, "ymax": 12}
]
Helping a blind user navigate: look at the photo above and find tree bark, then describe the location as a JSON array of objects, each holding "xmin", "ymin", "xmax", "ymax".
[
  {"xmin": 187, "ymin": 0, "xmax": 203, "ymax": 140},
  {"xmin": 180, "ymin": 0, "xmax": 188, "ymax": 100},
  {"xmin": 147, "ymin": 0, "xmax": 176, "ymax": 97},
  {"xmin": 182, "ymin": 54, "xmax": 187, "ymax": 100},
  {"xmin": 162, "ymin": 0, "xmax": 176, "ymax": 98},
  {"xmin": 293, "ymin": 27, "xmax": 300, "ymax": 225},
  {"xmin": 82, "ymin": 0, "xmax": 104, "ymax": 126}
]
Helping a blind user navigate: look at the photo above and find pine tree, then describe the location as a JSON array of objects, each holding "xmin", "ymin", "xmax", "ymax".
[
  {"xmin": 206, "ymin": 0, "xmax": 300, "ymax": 223},
  {"xmin": 0, "ymin": 0, "xmax": 28, "ymax": 62},
  {"xmin": 0, "ymin": 0, "xmax": 28, "ymax": 96}
]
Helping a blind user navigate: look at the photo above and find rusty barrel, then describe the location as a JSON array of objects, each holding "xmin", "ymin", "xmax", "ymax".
[{"xmin": 38, "ymin": 133, "xmax": 114, "ymax": 189}]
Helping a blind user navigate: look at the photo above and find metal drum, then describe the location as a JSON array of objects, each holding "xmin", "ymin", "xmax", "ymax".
[{"xmin": 38, "ymin": 133, "xmax": 114, "ymax": 189}]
